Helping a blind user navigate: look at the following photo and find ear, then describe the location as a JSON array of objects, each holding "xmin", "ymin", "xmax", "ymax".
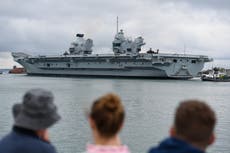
[
  {"xmin": 118, "ymin": 121, "xmax": 124, "ymax": 132},
  {"xmin": 89, "ymin": 117, "xmax": 96, "ymax": 129},
  {"xmin": 208, "ymin": 133, "xmax": 215, "ymax": 145},
  {"xmin": 170, "ymin": 126, "xmax": 176, "ymax": 137}
]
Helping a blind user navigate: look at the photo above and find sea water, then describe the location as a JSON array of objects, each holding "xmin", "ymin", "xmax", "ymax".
[{"xmin": 0, "ymin": 59, "xmax": 230, "ymax": 153}]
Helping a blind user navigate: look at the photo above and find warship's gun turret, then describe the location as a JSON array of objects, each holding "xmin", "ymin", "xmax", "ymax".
[
  {"xmin": 112, "ymin": 30, "xmax": 145, "ymax": 55},
  {"xmin": 69, "ymin": 34, "xmax": 93, "ymax": 55}
]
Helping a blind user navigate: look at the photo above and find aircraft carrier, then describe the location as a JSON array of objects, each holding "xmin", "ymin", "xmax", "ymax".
[{"xmin": 12, "ymin": 29, "xmax": 212, "ymax": 79}]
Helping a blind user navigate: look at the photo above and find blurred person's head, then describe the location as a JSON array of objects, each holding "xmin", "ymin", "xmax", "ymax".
[
  {"xmin": 89, "ymin": 93, "xmax": 125, "ymax": 145},
  {"xmin": 12, "ymin": 88, "xmax": 61, "ymax": 141},
  {"xmin": 170, "ymin": 100, "xmax": 216, "ymax": 151}
]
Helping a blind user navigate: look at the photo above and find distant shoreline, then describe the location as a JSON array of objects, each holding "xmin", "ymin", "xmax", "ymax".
[{"xmin": 214, "ymin": 58, "xmax": 230, "ymax": 60}]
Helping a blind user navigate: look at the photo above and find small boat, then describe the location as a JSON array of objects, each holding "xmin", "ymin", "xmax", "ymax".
[
  {"xmin": 201, "ymin": 67, "xmax": 230, "ymax": 82},
  {"xmin": 9, "ymin": 66, "xmax": 26, "ymax": 74}
]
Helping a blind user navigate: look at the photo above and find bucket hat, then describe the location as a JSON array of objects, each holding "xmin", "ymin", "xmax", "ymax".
[{"xmin": 13, "ymin": 88, "xmax": 61, "ymax": 130}]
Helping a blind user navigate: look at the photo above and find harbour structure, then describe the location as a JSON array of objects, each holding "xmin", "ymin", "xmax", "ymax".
[{"xmin": 12, "ymin": 26, "xmax": 212, "ymax": 79}]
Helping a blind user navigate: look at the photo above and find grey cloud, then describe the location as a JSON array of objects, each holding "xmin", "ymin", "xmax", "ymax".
[
  {"xmin": 0, "ymin": 0, "xmax": 138, "ymax": 20},
  {"xmin": 155, "ymin": 0, "xmax": 230, "ymax": 11},
  {"xmin": 0, "ymin": 0, "xmax": 229, "ymax": 59}
]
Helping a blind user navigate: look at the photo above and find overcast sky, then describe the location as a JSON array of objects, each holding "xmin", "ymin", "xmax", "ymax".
[{"xmin": 0, "ymin": 0, "xmax": 230, "ymax": 68}]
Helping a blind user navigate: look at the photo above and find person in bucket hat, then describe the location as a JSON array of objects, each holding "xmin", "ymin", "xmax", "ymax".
[{"xmin": 0, "ymin": 88, "xmax": 61, "ymax": 153}]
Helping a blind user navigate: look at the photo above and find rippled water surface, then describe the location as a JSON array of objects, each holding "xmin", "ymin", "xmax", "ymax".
[{"xmin": 0, "ymin": 74, "xmax": 230, "ymax": 153}]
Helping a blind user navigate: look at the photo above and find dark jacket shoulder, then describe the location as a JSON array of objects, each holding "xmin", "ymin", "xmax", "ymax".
[
  {"xmin": 149, "ymin": 137, "xmax": 204, "ymax": 153},
  {"xmin": 0, "ymin": 126, "xmax": 57, "ymax": 153}
]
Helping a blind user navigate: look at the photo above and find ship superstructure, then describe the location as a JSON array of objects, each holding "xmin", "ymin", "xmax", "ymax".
[{"xmin": 12, "ymin": 29, "xmax": 212, "ymax": 79}]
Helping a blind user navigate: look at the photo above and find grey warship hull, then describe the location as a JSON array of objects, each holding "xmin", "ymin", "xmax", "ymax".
[{"xmin": 12, "ymin": 52, "xmax": 211, "ymax": 79}]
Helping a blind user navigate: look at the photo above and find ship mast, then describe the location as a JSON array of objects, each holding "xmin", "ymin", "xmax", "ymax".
[
  {"xmin": 116, "ymin": 16, "xmax": 119, "ymax": 34},
  {"xmin": 184, "ymin": 44, "xmax": 186, "ymax": 55}
]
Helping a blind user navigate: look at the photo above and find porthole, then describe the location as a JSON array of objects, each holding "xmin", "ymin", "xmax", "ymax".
[
  {"xmin": 173, "ymin": 59, "xmax": 177, "ymax": 63},
  {"xmin": 191, "ymin": 60, "xmax": 196, "ymax": 64}
]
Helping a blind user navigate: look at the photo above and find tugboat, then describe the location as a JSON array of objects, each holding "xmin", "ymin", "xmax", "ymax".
[
  {"xmin": 201, "ymin": 67, "xmax": 230, "ymax": 82},
  {"xmin": 9, "ymin": 66, "xmax": 26, "ymax": 74}
]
